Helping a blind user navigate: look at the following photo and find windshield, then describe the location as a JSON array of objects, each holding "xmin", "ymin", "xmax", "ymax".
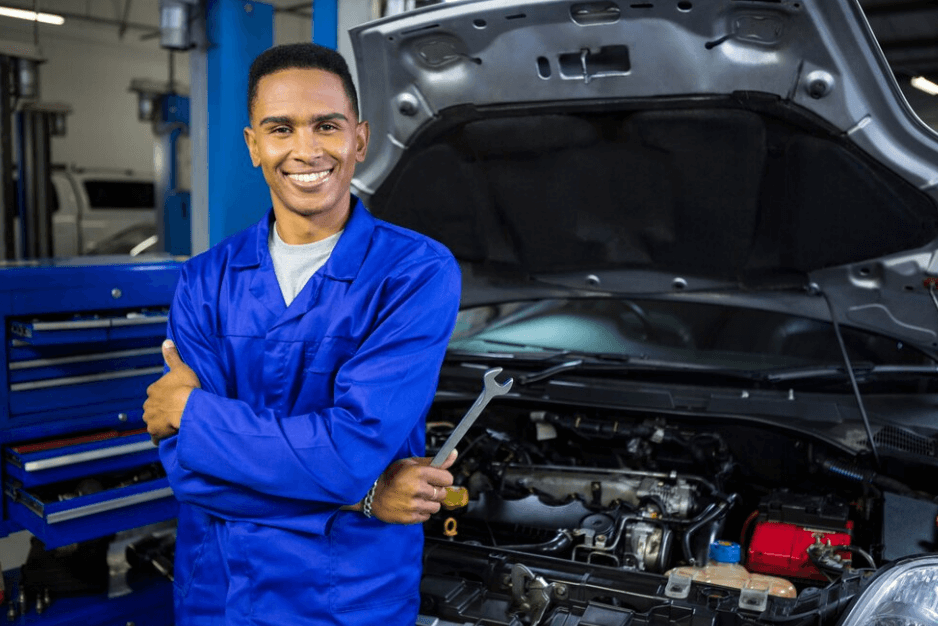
[{"xmin": 449, "ymin": 298, "xmax": 932, "ymax": 372}]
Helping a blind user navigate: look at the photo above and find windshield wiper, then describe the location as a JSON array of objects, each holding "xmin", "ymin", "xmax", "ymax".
[
  {"xmin": 762, "ymin": 363, "xmax": 938, "ymax": 383},
  {"xmin": 514, "ymin": 354, "xmax": 759, "ymax": 386}
]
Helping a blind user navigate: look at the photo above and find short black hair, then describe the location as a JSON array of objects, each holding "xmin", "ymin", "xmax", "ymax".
[{"xmin": 247, "ymin": 43, "xmax": 359, "ymax": 121}]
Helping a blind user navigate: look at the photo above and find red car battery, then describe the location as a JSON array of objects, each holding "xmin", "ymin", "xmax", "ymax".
[{"xmin": 746, "ymin": 493, "xmax": 853, "ymax": 582}]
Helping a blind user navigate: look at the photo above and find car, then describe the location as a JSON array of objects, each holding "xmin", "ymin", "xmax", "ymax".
[
  {"xmin": 349, "ymin": 0, "xmax": 938, "ymax": 625},
  {"xmin": 84, "ymin": 222, "xmax": 159, "ymax": 256},
  {"xmin": 49, "ymin": 165, "xmax": 155, "ymax": 257}
]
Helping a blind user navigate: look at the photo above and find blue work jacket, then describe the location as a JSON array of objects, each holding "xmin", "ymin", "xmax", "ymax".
[{"xmin": 157, "ymin": 200, "xmax": 461, "ymax": 626}]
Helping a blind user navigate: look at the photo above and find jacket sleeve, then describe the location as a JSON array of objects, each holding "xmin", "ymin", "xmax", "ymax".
[{"xmin": 172, "ymin": 252, "xmax": 462, "ymax": 508}]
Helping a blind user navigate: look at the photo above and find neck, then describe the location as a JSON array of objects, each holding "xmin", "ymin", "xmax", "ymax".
[{"xmin": 273, "ymin": 198, "xmax": 352, "ymax": 245}]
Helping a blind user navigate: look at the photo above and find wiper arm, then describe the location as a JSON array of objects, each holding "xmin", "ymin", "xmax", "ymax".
[
  {"xmin": 515, "ymin": 355, "xmax": 756, "ymax": 386},
  {"xmin": 762, "ymin": 363, "xmax": 938, "ymax": 383},
  {"xmin": 517, "ymin": 359, "xmax": 585, "ymax": 385}
]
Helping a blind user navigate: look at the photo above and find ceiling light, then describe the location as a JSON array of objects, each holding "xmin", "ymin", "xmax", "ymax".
[
  {"xmin": 911, "ymin": 76, "xmax": 938, "ymax": 96},
  {"xmin": 0, "ymin": 6, "xmax": 65, "ymax": 26}
]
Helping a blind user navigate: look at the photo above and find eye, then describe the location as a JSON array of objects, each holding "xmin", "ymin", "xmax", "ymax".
[
  {"xmin": 319, "ymin": 122, "xmax": 339, "ymax": 132},
  {"xmin": 271, "ymin": 126, "xmax": 291, "ymax": 134}
]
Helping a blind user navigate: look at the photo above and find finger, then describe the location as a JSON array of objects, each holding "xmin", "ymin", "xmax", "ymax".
[
  {"xmin": 413, "ymin": 449, "xmax": 458, "ymax": 469},
  {"xmin": 162, "ymin": 339, "xmax": 183, "ymax": 370},
  {"xmin": 437, "ymin": 449, "xmax": 458, "ymax": 470},
  {"xmin": 425, "ymin": 467, "xmax": 455, "ymax": 489},
  {"xmin": 420, "ymin": 484, "xmax": 438, "ymax": 501}
]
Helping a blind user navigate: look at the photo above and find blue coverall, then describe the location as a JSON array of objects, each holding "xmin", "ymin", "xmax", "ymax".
[{"xmin": 157, "ymin": 199, "xmax": 461, "ymax": 625}]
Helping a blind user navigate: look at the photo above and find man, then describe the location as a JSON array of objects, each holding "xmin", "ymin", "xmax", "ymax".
[{"xmin": 142, "ymin": 42, "xmax": 461, "ymax": 625}]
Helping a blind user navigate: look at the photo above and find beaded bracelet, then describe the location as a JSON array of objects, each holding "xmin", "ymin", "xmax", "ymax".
[{"xmin": 362, "ymin": 477, "xmax": 380, "ymax": 518}]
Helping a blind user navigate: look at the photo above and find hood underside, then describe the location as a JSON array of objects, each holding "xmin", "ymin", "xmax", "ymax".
[
  {"xmin": 366, "ymin": 100, "xmax": 938, "ymax": 279},
  {"xmin": 351, "ymin": 0, "xmax": 938, "ymax": 352}
]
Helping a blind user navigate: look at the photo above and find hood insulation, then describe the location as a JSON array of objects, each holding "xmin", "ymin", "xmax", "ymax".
[{"xmin": 369, "ymin": 104, "xmax": 938, "ymax": 281}]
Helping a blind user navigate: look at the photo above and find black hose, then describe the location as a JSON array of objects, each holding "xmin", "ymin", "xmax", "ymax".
[
  {"xmin": 500, "ymin": 530, "xmax": 574, "ymax": 556},
  {"xmin": 681, "ymin": 493, "xmax": 738, "ymax": 565},
  {"xmin": 819, "ymin": 455, "xmax": 915, "ymax": 496}
]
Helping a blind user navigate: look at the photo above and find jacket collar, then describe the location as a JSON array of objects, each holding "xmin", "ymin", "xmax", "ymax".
[{"xmin": 230, "ymin": 197, "xmax": 375, "ymax": 283}]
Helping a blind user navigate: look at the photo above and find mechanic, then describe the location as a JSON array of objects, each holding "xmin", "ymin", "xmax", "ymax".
[{"xmin": 142, "ymin": 42, "xmax": 462, "ymax": 625}]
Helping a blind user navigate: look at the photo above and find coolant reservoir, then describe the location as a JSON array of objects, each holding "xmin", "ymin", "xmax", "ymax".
[{"xmin": 666, "ymin": 541, "xmax": 797, "ymax": 598}]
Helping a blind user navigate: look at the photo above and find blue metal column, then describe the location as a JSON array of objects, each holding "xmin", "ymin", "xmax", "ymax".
[
  {"xmin": 157, "ymin": 93, "xmax": 191, "ymax": 255},
  {"xmin": 190, "ymin": 0, "xmax": 273, "ymax": 254},
  {"xmin": 312, "ymin": 0, "xmax": 339, "ymax": 49}
]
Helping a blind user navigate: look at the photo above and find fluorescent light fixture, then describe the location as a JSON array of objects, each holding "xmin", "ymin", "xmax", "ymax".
[
  {"xmin": 911, "ymin": 76, "xmax": 938, "ymax": 96},
  {"xmin": 0, "ymin": 6, "xmax": 65, "ymax": 26}
]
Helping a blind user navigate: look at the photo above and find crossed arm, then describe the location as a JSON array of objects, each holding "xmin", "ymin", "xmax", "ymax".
[{"xmin": 144, "ymin": 339, "xmax": 457, "ymax": 524}]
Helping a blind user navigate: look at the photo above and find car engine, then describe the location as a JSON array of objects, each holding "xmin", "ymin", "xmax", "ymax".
[{"xmin": 420, "ymin": 404, "xmax": 937, "ymax": 626}]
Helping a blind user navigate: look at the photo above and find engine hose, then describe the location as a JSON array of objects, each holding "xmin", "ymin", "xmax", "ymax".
[
  {"xmin": 820, "ymin": 457, "xmax": 915, "ymax": 495},
  {"xmin": 823, "ymin": 460, "xmax": 866, "ymax": 482},
  {"xmin": 680, "ymin": 493, "xmax": 738, "ymax": 565},
  {"xmin": 500, "ymin": 531, "xmax": 574, "ymax": 556}
]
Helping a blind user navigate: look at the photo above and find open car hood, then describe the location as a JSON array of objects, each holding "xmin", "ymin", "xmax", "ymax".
[{"xmin": 350, "ymin": 0, "xmax": 938, "ymax": 354}]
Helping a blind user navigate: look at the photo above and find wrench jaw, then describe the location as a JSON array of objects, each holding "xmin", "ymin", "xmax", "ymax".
[
  {"xmin": 430, "ymin": 367, "xmax": 513, "ymax": 467},
  {"xmin": 483, "ymin": 367, "xmax": 514, "ymax": 397}
]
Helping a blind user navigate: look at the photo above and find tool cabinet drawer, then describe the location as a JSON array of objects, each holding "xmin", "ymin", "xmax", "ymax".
[
  {"xmin": 9, "ymin": 310, "xmax": 168, "ymax": 346},
  {"xmin": 8, "ymin": 366, "xmax": 162, "ymax": 416},
  {"xmin": 4, "ymin": 429, "xmax": 158, "ymax": 487},
  {"xmin": 4, "ymin": 464, "xmax": 177, "ymax": 549},
  {"xmin": 6, "ymin": 309, "xmax": 167, "ymax": 420}
]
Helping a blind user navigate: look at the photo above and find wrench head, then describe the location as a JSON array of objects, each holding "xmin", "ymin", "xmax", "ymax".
[{"xmin": 483, "ymin": 367, "xmax": 514, "ymax": 396}]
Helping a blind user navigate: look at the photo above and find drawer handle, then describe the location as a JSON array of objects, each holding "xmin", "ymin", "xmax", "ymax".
[
  {"xmin": 46, "ymin": 486, "xmax": 174, "ymax": 524},
  {"xmin": 9, "ymin": 347, "xmax": 162, "ymax": 371},
  {"xmin": 14, "ymin": 315, "xmax": 168, "ymax": 334},
  {"xmin": 10, "ymin": 366, "xmax": 164, "ymax": 392},
  {"xmin": 23, "ymin": 441, "xmax": 156, "ymax": 472},
  {"xmin": 110, "ymin": 316, "xmax": 169, "ymax": 328},
  {"xmin": 13, "ymin": 319, "xmax": 110, "ymax": 334}
]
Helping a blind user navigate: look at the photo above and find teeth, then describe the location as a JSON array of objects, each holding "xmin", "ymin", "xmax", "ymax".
[{"xmin": 289, "ymin": 171, "xmax": 330, "ymax": 183}]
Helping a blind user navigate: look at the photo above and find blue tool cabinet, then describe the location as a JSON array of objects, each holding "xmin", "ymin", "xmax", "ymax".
[{"xmin": 0, "ymin": 257, "xmax": 182, "ymax": 624}]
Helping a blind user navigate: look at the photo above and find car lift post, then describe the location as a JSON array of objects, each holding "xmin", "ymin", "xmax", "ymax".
[{"xmin": 160, "ymin": 0, "xmax": 273, "ymax": 255}]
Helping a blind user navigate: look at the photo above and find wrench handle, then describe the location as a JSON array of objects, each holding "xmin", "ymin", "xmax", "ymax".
[{"xmin": 430, "ymin": 393, "xmax": 489, "ymax": 467}]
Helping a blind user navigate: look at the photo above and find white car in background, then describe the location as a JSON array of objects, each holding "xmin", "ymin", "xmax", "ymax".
[{"xmin": 49, "ymin": 165, "xmax": 155, "ymax": 257}]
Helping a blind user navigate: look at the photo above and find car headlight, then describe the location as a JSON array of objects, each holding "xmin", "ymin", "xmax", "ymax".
[{"xmin": 839, "ymin": 555, "xmax": 938, "ymax": 626}]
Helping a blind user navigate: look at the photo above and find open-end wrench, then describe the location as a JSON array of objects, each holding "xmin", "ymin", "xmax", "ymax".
[{"xmin": 430, "ymin": 367, "xmax": 513, "ymax": 467}]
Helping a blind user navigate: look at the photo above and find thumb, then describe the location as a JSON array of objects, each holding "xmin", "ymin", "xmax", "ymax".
[
  {"xmin": 438, "ymin": 449, "xmax": 458, "ymax": 470},
  {"xmin": 162, "ymin": 339, "xmax": 183, "ymax": 369},
  {"xmin": 417, "ymin": 449, "xmax": 458, "ymax": 468}
]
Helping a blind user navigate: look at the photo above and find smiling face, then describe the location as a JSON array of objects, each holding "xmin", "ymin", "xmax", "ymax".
[{"xmin": 243, "ymin": 68, "xmax": 369, "ymax": 243}]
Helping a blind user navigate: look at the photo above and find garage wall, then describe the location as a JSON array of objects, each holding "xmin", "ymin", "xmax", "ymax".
[{"xmin": 4, "ymin": 17, "xmax": 185, "ymax": 174}]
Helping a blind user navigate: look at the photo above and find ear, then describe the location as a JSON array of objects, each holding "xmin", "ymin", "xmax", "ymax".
[
  {"xmin": 355, "ymin": 120, "xmax": 370, "ymax": 163},
  {"xmin": 243, "ymin": 126, "xmax": 260, "ymax": 167}
]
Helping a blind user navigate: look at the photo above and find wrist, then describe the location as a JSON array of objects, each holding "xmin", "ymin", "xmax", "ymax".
[
  {"xmin": 361, "ymin": 477, "xmax": 380, "ymax": 518},
  {"xmin": 172, "ymin": 387, "xmax": 195, "ymax": 429}
]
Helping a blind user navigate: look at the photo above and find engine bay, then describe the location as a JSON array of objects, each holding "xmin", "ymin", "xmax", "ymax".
[{"xmin": 420, "ymin": 402, "xmax": 938, "ymax": 625}]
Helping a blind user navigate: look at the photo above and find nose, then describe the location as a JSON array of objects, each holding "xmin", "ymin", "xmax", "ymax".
[{"xmin": 290, "ymin": 126, "xmax": 324, "ymax": 162}]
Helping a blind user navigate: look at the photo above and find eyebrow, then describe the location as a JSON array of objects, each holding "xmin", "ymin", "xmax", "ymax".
[{"xmin": 258, "ymin": 112, "xmax": 349, "ymax": 127}]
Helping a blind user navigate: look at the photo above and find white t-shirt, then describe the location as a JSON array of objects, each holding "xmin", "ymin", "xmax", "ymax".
[{"xmin": 268, "ymin": 222, "xmax": 343, "ymax": 306}]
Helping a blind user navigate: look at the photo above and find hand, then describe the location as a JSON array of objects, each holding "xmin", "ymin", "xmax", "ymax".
[
  {"xmin": 143, "ymin": 339, "xmax": 201, "ymax": 444},
  {"xmin": 370, "ymin": 451, "xmax": 458, "ymax": 524}
]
